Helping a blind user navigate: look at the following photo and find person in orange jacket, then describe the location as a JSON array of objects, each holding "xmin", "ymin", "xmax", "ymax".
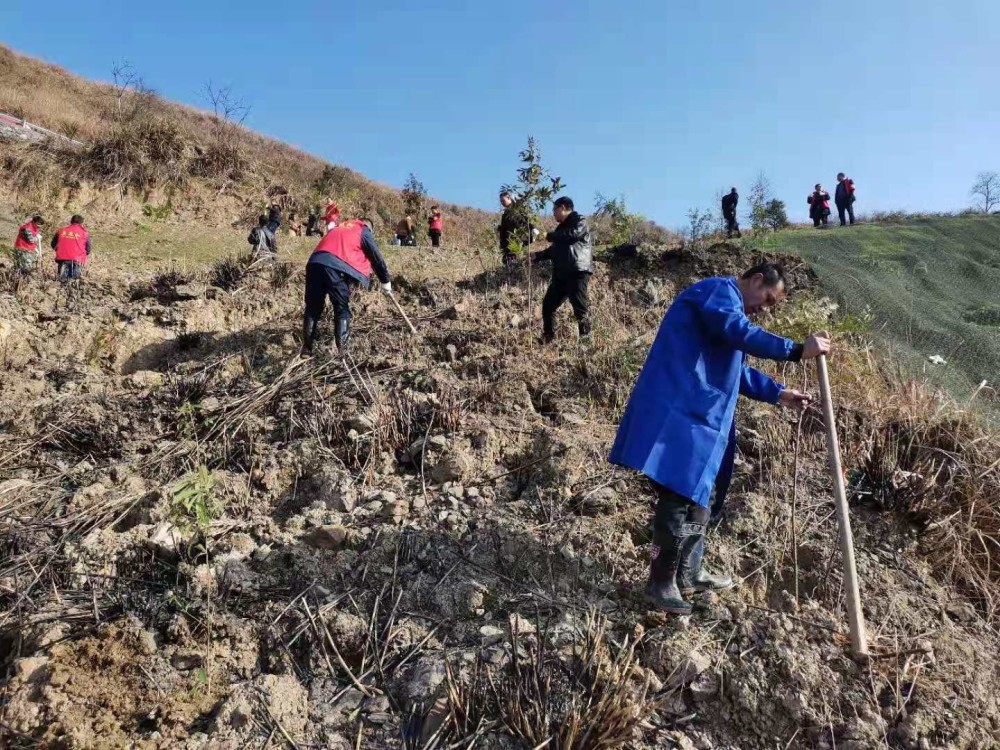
[
  {"xmin": 50, "ymin": 214, "xmax": 91, "ymax": 283},
  {"xmin": 427, "ymin": 206, "xmax": 443, "ymax": 247},
  {"xmin": 12, "ymin": 213, "xmax": 44, "ymax": 274}
]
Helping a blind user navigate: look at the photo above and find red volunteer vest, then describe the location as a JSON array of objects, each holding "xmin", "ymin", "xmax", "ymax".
[
  {"xmin": 55, "ymin": 224, "xmax": 89, "ymax": 263},
  {"xmin": 14, "ymin": 222, "xmax": 39, "ymax": 252},
  {"xmin": 429, "ymin": 214, "xmax": 443, "ymax": 231},
  {"xmin": 312, "ymin": 220, "xmax": 371, "ymax": 276}
]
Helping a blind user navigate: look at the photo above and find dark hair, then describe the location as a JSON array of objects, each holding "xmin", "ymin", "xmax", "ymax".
[
  {"xmin": 32, "ymin": 214, "xmax": 44, "ymax": 223},
  {"xmin": 837, "ymin": 172, "xmax": 845, "ymax": 179},
  {"xmin": 431, "ymin": 205, "xmax": 439, "ymax": 211},
  {"xmin": 258, "ymin": 214, "xmax": 269, "ymax": 226},
  {"xmin": 553, "ymin": 196, "xmax": 574, "ymax": 211},
  {"xmin": 360, "ymin": 217, "xmax": 375, "ymax": 230},
  {"xmin": 70, "ymin": 214, "xmax": 84, "ymax": 225},
  {"xmin": 741, "ymin": 262, "xmax": 785, "ymax": 288},
  {"xmin": 499, "ymin": 190, "xmax": 512, "ymax": 198}
]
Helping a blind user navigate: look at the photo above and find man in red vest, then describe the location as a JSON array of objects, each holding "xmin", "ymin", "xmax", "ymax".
[
  {"xmin": 427, "ymin": 206, "xmax": 443, "ymax": 247},
  {"xmin": 12, "ymin": 214, "xmax": 45, "ymax": 274},
  {"xmin": 303, "ymin": 217, "xmax": 391, "ymax": 353},
  {"xmin": 50, "ymin": 214, "xmax": 91, "ymax": 283}
]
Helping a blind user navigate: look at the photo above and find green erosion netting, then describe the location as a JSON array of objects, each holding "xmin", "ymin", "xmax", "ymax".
[{"xmin": 772, "ymin": 215, "xmax": 1000, "ymax": 415}]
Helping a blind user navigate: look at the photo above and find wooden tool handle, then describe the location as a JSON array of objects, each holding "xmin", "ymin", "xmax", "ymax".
[{"xmin": 817, "ymin": 353, "xmax": 870, "ymax": 658}]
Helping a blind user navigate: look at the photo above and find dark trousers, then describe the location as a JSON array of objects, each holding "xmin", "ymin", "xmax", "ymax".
[
  {"xmin": 651, "ymin": 482, "xmax": 709, "ymax": 539},
  {"xmin": 812, "ymin": 212, "xmax": 829, "ymax": 228},
  {"xmin": 724, "ymin": 211, "xmax": 740, "ymax": 237},
  {"xmin": 429, "ymin": 230, "xmax": 442, "ymax": 247},
  {"xmin": 57, "ymin": 260, "xmax": 83, "ymax": 283},
  {"xmin": 305, "ymin": 263, "xmax": 353, "ymax": 325},
  {"xmin": 837, "ymin": 202, "xmax": 855, "ymax": 226},
  {"xmin": 542, "ymin": 273, "xmax": 591, "ymax": 337}
]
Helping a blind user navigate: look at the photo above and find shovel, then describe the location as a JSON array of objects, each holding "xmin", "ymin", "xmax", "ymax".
[{"xmin": 384, "ymin": 289, "xmax": 418, "ymax": 335}]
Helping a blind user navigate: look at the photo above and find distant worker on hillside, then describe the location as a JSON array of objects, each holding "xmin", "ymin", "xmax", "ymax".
[
  {"xmin": 609, "ymin": 263, "xmax": 830, "ymax": 615},
  {"xmin": 395, "ymin": 215, "xmax": 416, "ymax": 246},
  {"xmin": 428, "ymin": 206, "xmax": 443, "ymax": 247},
  {"xmin": 12, "ymin": 213, "xmax": 44, "ymax": 274},
  {"xmin": 498, "ymin": 190, "xmax": 532, "ymax": 266},
  {"xmin": 530, "ymin": 196, "xmax": 593, "ymax": 344},
  {"xmin": 306, "ymin": 210, "xmax": 321, "ymax": 237},
  {"xmin": 324, "ymin": 198, "xmax": 341, "ymax": 233},
  {"xmin": 807, "ymin": 184, "xmax": 831, "ymax": 228},
  {"xmin": 51, "ymin": 214, "xmax": 91, "ymax": 283},
  {"xmin": 302, "ymin": 217, "xmax": 391, "ymax": 354},
  {"xmin": 721, "ymin": 188, "xmax": 741, "ymax": 238},
  {"xmin": 835, "ymin": 173, "xmax": 857, "ymax": 226},
  {"xmin": 248, "ymin": 203, "xmax": 281, "ymax": 260}
]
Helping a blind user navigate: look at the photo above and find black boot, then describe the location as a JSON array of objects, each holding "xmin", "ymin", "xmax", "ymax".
[
  {"xmin": 302, "ymin": 316, "xmax": 318, "ymax": 354},
  {"xmin": 644, "ymin": 531, "xmax": 692, "ymax": 615},
  {"xmin": 335, "ymin": 316, "xmax": 350, "ymax": 353},
  {"xmin": 679, "ymin": 534, "xmax": 734, "ymax": 592}
]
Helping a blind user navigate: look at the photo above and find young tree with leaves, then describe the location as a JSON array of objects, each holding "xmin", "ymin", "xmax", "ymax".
[{"xmin": 500, "ymin": 137, "xmax": 564, "ymax": 308}]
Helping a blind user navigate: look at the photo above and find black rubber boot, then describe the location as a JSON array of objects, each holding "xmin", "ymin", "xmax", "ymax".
[
  {"xmin": 335, "ymin": 317, "xmax": 350, "ymax": 353},
  {"xmin": 302, "ymin": 316, "xmax": 318, "ymax": 354},
  {"xmin": 644, "ymin": 531, "xmax": 692, "ymax": 615},
  {"xmin": 679, "ymin": 534, "xmax": 734, "ymax": 592}
]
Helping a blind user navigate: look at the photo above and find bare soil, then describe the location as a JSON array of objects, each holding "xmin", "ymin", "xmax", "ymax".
[{"xmin": 1, "ymin": 240, "xmax": 998, "ymax": 749}]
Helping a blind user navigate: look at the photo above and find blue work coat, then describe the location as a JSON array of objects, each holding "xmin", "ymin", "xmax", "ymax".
[{"xmin": 609, "ymin": 276, "xmax": 798, "ymax": 507}]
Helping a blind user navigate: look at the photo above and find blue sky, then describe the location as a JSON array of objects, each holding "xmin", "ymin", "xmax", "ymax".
[{"xmin": 2, "ymin": 0, "xmax": 998, "ymax": 227}]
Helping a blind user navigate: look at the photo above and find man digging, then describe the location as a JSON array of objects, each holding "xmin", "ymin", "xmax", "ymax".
[
  {"xmin": 609, "ymin": 263, "xmax": 831, "ymax": 614},
  {"xmin": 302, "ymin": 217, "xmax": 391, "ymax": 354}
]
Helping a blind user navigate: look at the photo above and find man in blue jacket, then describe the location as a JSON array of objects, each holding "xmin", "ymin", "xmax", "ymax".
[{"xmin": 609, "ymin": 263, "xmax": 830, "ymax": 614}]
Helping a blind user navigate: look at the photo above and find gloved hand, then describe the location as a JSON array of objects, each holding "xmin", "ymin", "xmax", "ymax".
[{"xmin": 382, "ymin": 282, "xmax": 392, "ymax": 294}]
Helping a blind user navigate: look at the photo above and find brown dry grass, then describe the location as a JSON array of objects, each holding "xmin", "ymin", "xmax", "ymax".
[{"xmin": 0, "ymin": 44, "xmax": 494, "ymax": 241}]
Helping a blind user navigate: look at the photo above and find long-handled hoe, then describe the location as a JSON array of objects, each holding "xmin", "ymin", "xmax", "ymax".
[{"xmin": 816, "ymin": 353, "xmax": 870, "ymax": 660}]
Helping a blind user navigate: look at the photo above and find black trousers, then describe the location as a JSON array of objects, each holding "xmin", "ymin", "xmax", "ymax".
[
  {"xmin": 837, "ymin": 202, "xmax": 855, "ymax": 226},
  {"xmin": 429, "ymin": 230, "xmax": 442, "ymax": 247},
  {"xmin": 57, "ymin": 260, "xmax": 83, "ymax": 282},
  {"xmin": 812, "ymin": 212, "xmax": 829, "ymax": 228},
  {"xmin": 305, "ymin": 263, "xmax": 354, "ymax": 324},
  {"xmin": 651, "ymin": 482, "xmax": 710, "ymax": 539},
  {"xmin": 542, "ymin": 273, "xmax": 591, "ymax": 336},
  {"xmin": 724, "ymin": 211, "xmax": 739, "ymax": 236}
]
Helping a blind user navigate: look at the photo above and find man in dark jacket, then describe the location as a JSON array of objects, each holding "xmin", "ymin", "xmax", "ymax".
[
  {"xmin": 609, "ymin": 264, "xmax": 830, "ymax": 614},
  {"xmin": 721, "ymin": 188, "xmax": 740, "ymax": 238},
  {"xmin": 498, "ymin": 191, "xmax": 532, "ymax": 266},
  {"xmin": 531, "ymin": 196, "xmax": 593, "ymax": 343},
  {"xmin": 302, "ymin": 217, "xmax": 391, "ymax": 353},
  {"xmin": 834, "ymin": 173, "xmax": 856, "ymax": 226},
  {"xmin": 248, "ymin": 204, "xmax": 281, "ymax": 259}
]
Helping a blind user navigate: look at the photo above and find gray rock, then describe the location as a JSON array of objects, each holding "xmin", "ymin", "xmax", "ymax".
[
  {"xmin": 147, "ymin": 521, "xmax": 185, "ymax": 560},
  {"xmin": 171, "ymin": 653, "xmax": 204, "ymax": 671},
  {"xmin": 445, "ymin": 343, "xmax": 459, "ymax": 362},
  {"xmin": 667, "ymin": 650, "xmax": 712, "ymax": 690},
  {"xmin": 302, "ymin": 525, "xmax": 348, "ymax": 550},
  {"xmin": 174, "ymin": 283, "xmax": 208, "ymax": 300}
]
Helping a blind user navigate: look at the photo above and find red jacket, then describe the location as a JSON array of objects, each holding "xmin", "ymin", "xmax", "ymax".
[
  {"xmin": 54, "ymin": 223, "xmax": 89, "ymax": 263},
  {"xmin": 324, "ymin": 202, "xmax": 341, "ymax": 225},
  {"xmin": 312, "ymin": 220, "xmax": 371, "ymax": 276},
  {"xmin": 429, "ymin": 213, "xmax": 443, "ymax": 231},
  {"xmin": 14, "ymin": 221, "xmax": 40, "ymax": 253}
]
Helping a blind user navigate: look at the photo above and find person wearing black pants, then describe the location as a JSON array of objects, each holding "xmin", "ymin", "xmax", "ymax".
[
  {"xmin": 302, "ymin": 217, "xmax": 391, "ymax": 354},
  {"xmin": 531, "ymin": 196, "xmax": 593, "ymax": 343},
  {"xmin": 721, "ymin": 187, "xmax": 741, "ymax": 238},
  {"xmin": 835, "ymin": 173, "xmax": 856, "ymax": 226}
]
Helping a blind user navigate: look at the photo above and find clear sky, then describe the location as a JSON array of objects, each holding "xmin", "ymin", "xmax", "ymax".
[{"xmin": 2, "ymin": 1, "xmax": 998, "ymax": 227}]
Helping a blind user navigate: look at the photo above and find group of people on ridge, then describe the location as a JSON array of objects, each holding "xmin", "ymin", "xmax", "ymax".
[
  {"xmin": 393, "ymin": 206, "xmax": 444, "ymax": 247},
  {"xmin": 808, "ymin": 173, "xmax": 857, "ymax": 228},
  {"xmin": 720, "ymin": 173, "xmax": 858, "ymax": 238}
]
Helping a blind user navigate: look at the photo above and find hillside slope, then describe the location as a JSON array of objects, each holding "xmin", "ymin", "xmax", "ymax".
[
  {"xmin": 772, "ymin": 215, "xmax": 1000, "ymax": 407},
  {"xmin": 1, "ymin": 240, "xmax": 999, "ymax": 748},
  {"xmin": 0, "ymin": 44, "xmax": 493, "ymax": 244}
]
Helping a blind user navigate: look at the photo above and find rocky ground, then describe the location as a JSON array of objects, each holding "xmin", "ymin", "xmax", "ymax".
[{"xmin": 1, "ymin": 241, "xmax": 998, "ymax": 749}]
